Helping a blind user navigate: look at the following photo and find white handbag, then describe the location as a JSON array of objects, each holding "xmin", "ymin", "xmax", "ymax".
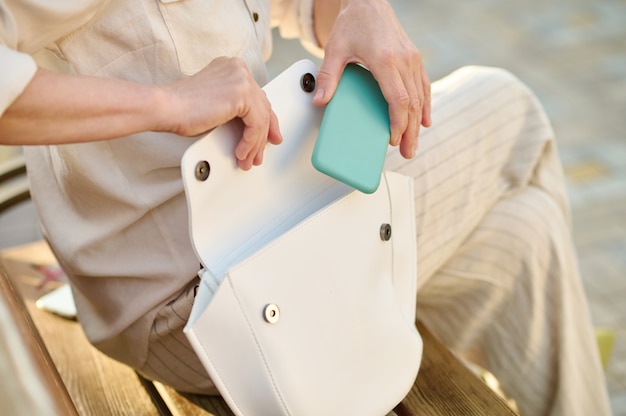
[{"xmin": 181, "ymin": 60, "xmax": 423, "ymax": 416}]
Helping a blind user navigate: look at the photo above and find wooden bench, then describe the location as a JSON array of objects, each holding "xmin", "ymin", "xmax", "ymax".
[
  {"xmin": 0, "ymin": 156, "xmax": 517, "ymax": 415},
  {"xmin": 0, "ymin": 154, "xmax": 30, "ymax": 212},
  {"xmin": 0, "ymin": 240, "xmax": 518, "ymax": 416}
]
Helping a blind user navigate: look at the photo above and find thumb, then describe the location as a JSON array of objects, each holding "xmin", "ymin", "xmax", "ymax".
[{"xmin": 313, "ymin": 55, "xmax": 346, "ymax": 106}]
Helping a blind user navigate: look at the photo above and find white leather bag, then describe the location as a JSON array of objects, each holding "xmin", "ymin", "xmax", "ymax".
[{"xmin": 181, "ymin": 60, "xmax": 423, "ymax": 416}]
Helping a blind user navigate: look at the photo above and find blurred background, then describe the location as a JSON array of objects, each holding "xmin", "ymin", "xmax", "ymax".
[
  {"xmin": 1, "ymin": 0, "xmax": 624, "ymax": 413},
  {"xmin": 266, "ymin": 0, "xmax": 626, "ymax": 413}
]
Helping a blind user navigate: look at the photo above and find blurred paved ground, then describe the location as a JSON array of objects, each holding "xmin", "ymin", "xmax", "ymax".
[
  {"xmin": 267, "ymin": 0, "xmax": 626, "ymax": 413},
  {"xmin": 1, "ymin": 0, "xmax": 624, "ymax": 413}
]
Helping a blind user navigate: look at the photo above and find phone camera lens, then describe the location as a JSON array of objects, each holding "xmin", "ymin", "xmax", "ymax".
[{"xmin": 301, "ymin": 73, "xmax": 316, "ymax": 93}]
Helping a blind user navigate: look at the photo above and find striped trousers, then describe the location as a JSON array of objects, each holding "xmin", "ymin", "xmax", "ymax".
[{"xmin": 138, "ymin": 66, "xmax": 611, "ymax": 416}]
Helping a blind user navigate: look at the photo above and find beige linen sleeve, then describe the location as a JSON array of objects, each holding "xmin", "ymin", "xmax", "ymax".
[
  {"xmin": 0, "ymin": 46, "xmax": 37, "ymax": 117},
  {"xmin": 0, "ymin": 0, "xmax": 103, "ymax": 116},
  {"xmin": 270, "ymin": 0, "xmax": 324, "ymax": 57},
  {"xmin": 0, "ymin": 0, "xmax": 35, "ymax": 117}
]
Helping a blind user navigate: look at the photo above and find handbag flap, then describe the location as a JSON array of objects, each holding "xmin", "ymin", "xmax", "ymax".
[
  {"xmin": 181, "ymin": 60, "xmax": 351, "ymax": 325},
  {"xmin": 181, "ymin": 60, "xmax": 350, "ymax": 276}
]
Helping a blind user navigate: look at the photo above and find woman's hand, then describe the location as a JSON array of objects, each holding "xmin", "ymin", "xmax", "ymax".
[
  {"xmin": 162, "ymin": 57, "xmax": 283, "ymax": 170},
  {"xmin": 313, "ymin": 0, "xmax": 431, "ymax": 159}
]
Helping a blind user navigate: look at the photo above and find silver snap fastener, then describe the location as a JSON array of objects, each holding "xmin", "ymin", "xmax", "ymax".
[
  {"xmin": 380, "ymin": 223, "xmax": 392, "ymax": 241},
  {"xmin": 195, "ymin": 160, "xmax": 210, "ymax": 181},
  {"xmin": 263, "ymin": 304, "xmax": 280, "ymax": 324}
]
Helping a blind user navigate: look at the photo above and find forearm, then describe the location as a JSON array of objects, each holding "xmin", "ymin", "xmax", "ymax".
[
  {"xmin": 313, "ymin": 0, "xmax": 392, "ymax": 50},
  {"xmin": 313, "ymin": 0, "xmax": 342, "ymax": 48},
  {"xmin": 0, "ymin": 68, "xmax": 168, "ymax": 145}
]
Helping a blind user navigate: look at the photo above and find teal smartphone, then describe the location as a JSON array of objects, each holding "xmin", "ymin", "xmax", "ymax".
[{"xmin": 311, "ymin": 63, "xmax": 390, "ymax": 194}]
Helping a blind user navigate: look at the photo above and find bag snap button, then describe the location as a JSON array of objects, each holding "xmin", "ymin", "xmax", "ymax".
[
  {"xmin": 380, "ymin": 223, "xmax": 392, "ymax": 241},
  {"xmin": 263, "ymin": 304, "xmax": 280, "ymax": 324},
  {"xmin": 195, "ymin": 160, "xmax": 210, "ymax": 181}
]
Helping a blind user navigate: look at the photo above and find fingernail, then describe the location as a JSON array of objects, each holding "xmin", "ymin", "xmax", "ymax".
[
  {"xmin": 411, "ymin": 143, "xmax": 416, "ymax": 157},
  {"xmin": 314, "ymin": 88, "xmax": 325, "ymax": 101}
]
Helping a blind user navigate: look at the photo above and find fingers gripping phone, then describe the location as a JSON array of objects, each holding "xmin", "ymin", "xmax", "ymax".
[{"xmin": 312, "ymin": 63, "xmax": 390, "ymax": 194}]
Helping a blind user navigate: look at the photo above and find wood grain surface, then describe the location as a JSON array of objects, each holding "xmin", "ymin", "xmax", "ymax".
[{"xmin": 1, "ymin": 242, "xmax": 158, "ymax": 416}]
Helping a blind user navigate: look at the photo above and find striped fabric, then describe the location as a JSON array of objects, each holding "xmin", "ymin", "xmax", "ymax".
[{"xmin": 139, "ymin": 66, "xmax": 611, "ymax": 416}]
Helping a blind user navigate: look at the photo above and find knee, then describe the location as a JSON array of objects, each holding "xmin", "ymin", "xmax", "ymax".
[
  {"xmin": 453, "ymin": 65, "xmax": 521, "ymax": 85},
  {"xmin": 451, "ymin": 65, "xmax": 541, "ymax": 105}
]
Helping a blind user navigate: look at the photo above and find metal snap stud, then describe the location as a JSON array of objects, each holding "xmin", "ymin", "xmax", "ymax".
[
  {"xmin": 300, "ymin": 73, "xmax": 316, "ymax": 93},
  {"xmin": 263, "ymin": 304, "xmax": 280, "ymax": 324},
  {"xmin": 195, "ymin": 160, "xmax": 210, "ymax": 181},
  {"xmin": 380, "ymin": 223, "xmax": 392, "ymax": 241}
]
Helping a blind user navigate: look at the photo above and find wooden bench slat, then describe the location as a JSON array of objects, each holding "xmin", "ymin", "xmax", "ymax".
[
  {"xmin": 0, "ymin": 154, "xmax": 27, "ymax": 181},
  {"xmin": 0, "ymin": 268, "xmax": 77, "ymax": 416},
  {"xmin": 153, "ymin": 382, "xmax": 234, "ymax": 416},
  {"xmin": 0, "ymin": 162, "xmax": 30, "ymax": 212},
  {"xmin": 32, "ymin": 305, "xmax": 160, "ymax": 415},
  {"xmin": 1, "ymin": 242, "xmax": 160, "ymax": 416},
  {"xmin": 401, "ymin": 322, "xmax": 517, "ymax": 415}
]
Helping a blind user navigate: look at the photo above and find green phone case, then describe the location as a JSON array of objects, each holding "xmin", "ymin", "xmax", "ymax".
[{"xmin": 312, "ymin": 64, "xmax": 390, "ymax": 194}]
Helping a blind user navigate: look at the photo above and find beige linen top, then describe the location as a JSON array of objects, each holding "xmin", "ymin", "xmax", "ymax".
[{"xmin": 0, "ymin": 0, "xmax": 319, "ymax": 369}]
